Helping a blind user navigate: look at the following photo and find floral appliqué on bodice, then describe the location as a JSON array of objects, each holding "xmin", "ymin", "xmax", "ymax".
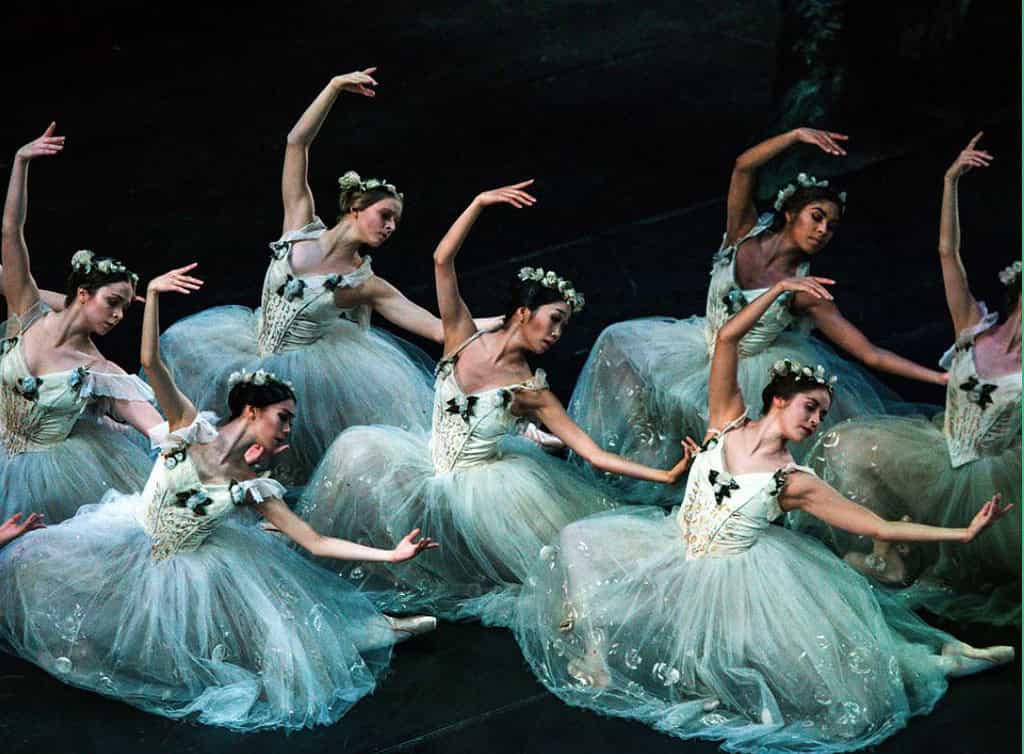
[
  {"xmin": 140, "ymin": 412, "xmax": 286, "ymax": 560},
  {"xmin": 430, "ymin": 330, "xmax": 548, "ymax": 473},
  {"xmin": 939, "ymin": 304, "xmax": 1021, "ymax": 468},
  {"xmin": 704, "ymin": 213, "xmax": 811, "ymax": 357},
  {"xmin": 256, "ymin": 217, "xmax": 375, "ymax": 355},
  {"xmin": 0, "ymin": 302, "xmax": 154, "ymax": 455},
  {"xmin": 677, "ymin": 414, "xmax": 813, "ymax": 560}
]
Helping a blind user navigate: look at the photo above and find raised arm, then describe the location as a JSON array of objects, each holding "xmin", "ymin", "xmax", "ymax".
[
  {"xmin": 514, "ymin": 389, "xmax": 698, "ymax": 484},
  {"xmin": 727, "ymin": 127, "xmax": 848, "ymax": 243},
  {"xmin": 259, "ymin": 498, "xmax": 437, "ymax": 562},
  {"xmin": 2, "ymin": 123, "xmax": 65, "ymax": 315},
  {"xmin": 0, "ymin": 266, "xmax": 65, "ymax": 311},
  {"xmin": 796, "ymin": 297, "xmax": 947, "ymax": 385},
  {"xmin": 782, "ymin": 472, "xmax": 1011, "ymax": 544},
  {"xmin": 938, "ymin": 132, "xmax": 992, "ymax": 334},
  {"xmin": 140, "ymin": 264, "xmax": 204, "ymax": 430},
  {"xmin": 282, "ymin": 69, "xmax": 378, "ymax": 233},
  {"xmin": 434, "ymin": 181, "xmax": 535, "ymax": 353},
  {"xmin": 708, "ymin": 276, "xmax": 834, "ymax": 431}
]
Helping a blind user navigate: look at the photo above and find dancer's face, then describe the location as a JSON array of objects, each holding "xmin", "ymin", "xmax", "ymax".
[
  {"xmin": 353, "ymin": 198, "xmax": 402, "ymax": 248},
  {"xmin": 785, "ymin": 201, "xmax": 841, "ymax": 255},
  {"xmin": 772, "ymin": 387, "xmax": 831, "ymax": 441},
  {"xmin": 246, "ymin": 399, "xmax": 296, "ymax": 453},
  {"xmin": 76, "ymin": 282, "xmax": 135, "ymax": 335},
  {"xmin": 518, "ymin": 302, "xmax": 572, "ymax": 354}
]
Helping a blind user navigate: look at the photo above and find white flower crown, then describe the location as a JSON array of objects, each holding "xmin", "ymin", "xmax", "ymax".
[
  {"xmin": 338, "ymin": 170, "xmax": 403, "ymax": 200},
  {"xmin": 517, "ymin": 266, "xmax": 585, "ymax": 312},
  {"xmin": 773, "ymin": 173, "xmax": 847, "ymax": 212},
  {"xmin": 769, "ymin": 358, "xmax": 838, "ymax": 391},
  {"xmin": 998, "ymin": 260, "xmax": 1021, "ymax": 286},
  {"xmin": 227, "ymin": 368, "xmax": 294, "ymax": 392},
  {"xmin": 70, "ymin": 249, "xmax": 139, "ymax": 285}
]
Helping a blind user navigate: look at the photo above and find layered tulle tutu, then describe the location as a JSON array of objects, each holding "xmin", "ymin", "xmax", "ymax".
[
  {"xmin": 298, "ymin": 427, "xmax": 618, "ymax": 626},
  {"xmin": 569, "ymin": 316, "xmax": 917, "ymax": 505},
  {"xmin": 513, "ymin": 507, "xmax": 955, "ymax": 754},
  {"xmin": 0, "ymin": 491, "xmax": 394, "ymax": 731},
  {"xmin": 158, "ymin": 304, "xmax": 434, "ymax": 484}
]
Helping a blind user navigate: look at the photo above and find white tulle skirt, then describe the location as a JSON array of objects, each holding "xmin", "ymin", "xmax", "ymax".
[
  {"xmin": 297, "ymin": 427, "xmax": 619, "ymax": 626},
  {"xmin": 0, "ymin": 492, "xmax": 395, "ymax": 731},
  {"xmin": 157, "ymin": 305, "xmax": 435, "ymax": 484},
  {"xmin": 514, "ymin": 507, "xmax": 954, "ymax": 753},
  {"xmin": 568, "ymin": 316, "xmax": 929, "ymax": 506}
]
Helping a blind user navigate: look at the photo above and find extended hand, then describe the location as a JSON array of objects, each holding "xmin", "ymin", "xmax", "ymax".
[
  {"xmin": 775, "ymin": 275, "xmax": 834, "ymax": 301},
  {"xmin": 795, "ymin": 127, "xmax": 848, "ymax": 156},
  {"xmin": 474, "ymin": 180, "xmax": 537, "ymax": 209},
  {"xmin": 665, "ymin": 436, "xmax": 701, "ymax": 483},
  {"xmin": 0, "ymin": 512, "xmax": 46, "ymax": 547},
  {"xmin": 964, "ymin": 493, "xmax": 1013, "ymax": 542},
  {"xmin": 391, "ymin": 528, "xmax": 440, "ymax": 562},
  {"xmin": 331, "ymin": 68, "xmax": 378, "ymax": 97},
  {"xmin": 16, "ymin": 122, "xmax": 65, "ymax": 161},
  {"xmin": 946, "ymin": 132, "xmax": 993, "ymax": 180},
  {"xmin": 146, "ymin": 263, "xmax": 204, "ymax": 296}
]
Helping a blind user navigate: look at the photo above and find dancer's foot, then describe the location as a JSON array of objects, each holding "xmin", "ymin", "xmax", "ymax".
[
  {"xmin": 385, "ymin": 614, "xmax": 438, "ymax": 643},
  {"xmin": 939, "ymin": 641, "xmax": 1014, "ymax": 677}
]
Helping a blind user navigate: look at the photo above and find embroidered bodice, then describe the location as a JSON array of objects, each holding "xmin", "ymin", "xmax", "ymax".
[
  {"xmin": 676, "ymin": 415, "xmax": 812, "ymax": 560},
  {"xmin": 256, "ymin": 217, "xmax": 375, "ymax": 355},
  {"xmin": 429, "ymin": 330, "xmax": 548, "ymax": 473},
  {"xmin": 140, "ymin": 412, "xmax": 286, "ymax": 560},
  {"xmin": 704, "ymin": 213, "xmax": 811, "ymax": 357},
  {"xmin": 0, "ymin": 302, "xmax": 154, "ymax": 455},
  {"xmin": 939, "ymin": 304, "xmax": 1022, "ymax": 468}
]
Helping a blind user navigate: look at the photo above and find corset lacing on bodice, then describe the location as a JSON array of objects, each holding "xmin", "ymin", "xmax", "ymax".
[
  {"xmin": 429, "ymin": 329, "xmax": 548, "ymax": 473},
  {"xmin": 704, "ymin": 213, "xmax": 811, "ymax": 358},
  {"xmin": 256, "ymin": 217, "xmax": 375, "ymax": 355}
]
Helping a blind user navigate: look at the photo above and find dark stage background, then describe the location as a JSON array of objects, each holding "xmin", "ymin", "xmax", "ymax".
[{"xmin": 0, "ymin": 2, "xmax": 1020, "ymax": 753}]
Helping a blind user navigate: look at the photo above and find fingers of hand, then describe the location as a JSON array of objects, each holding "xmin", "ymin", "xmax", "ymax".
[{"xmin": 966, "ymin": 131, "xmax": 984, "ymax": 150}]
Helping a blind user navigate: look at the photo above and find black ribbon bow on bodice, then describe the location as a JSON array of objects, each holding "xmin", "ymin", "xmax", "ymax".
[
  {"xmin": 959, "ymin": 376, "xmax": 997, "ymax": 410},
  {"xmin": 446, "ymin": 395, "xmax": 479, "ymax": 422},
  {"xmin": 174, "ymin": 488, "xmax": 212, "ymax": 516},
  {"xmin": 708, "ymin": 469, "xmax": 740, "ymax": 505},
  {"xmin": 276, "ymin": 275, "xmax": 307, "ymax": 302}
]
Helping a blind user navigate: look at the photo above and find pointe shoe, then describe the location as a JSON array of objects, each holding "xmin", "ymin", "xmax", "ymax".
[
  {"xmin": 940, "ymin": 641, "xmax": 1015, "ymax": 677},
  {"xmin": 844, "ymin": 550, "xmax": 907, "ymax": 586},
  {"xmin": 568, "ymin": 651, "xmax": 611, "ymax": 688},
  {"xmin": 386, "ymin": 614, "xmax": 438, "ymax": 643}
]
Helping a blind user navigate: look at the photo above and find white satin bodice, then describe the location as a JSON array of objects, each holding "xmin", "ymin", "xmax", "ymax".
[
  {"xmin": 704, "ymin": 213, "xmax": 811, "ymax": 357},
  {"xmin": 256, "ymin": 217, "xmax": 375, "ymax": 355},
  {"xmin": 939, "ymin": 305, "xmax": 1022, "ymax": 468},
  {"xmin": 140, "ymin": 412, "xmax": 286, "ymax": 560}
]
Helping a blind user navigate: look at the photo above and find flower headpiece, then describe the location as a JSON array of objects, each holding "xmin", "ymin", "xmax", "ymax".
[
  {"xmin": 998, "ymin": 260, "xmax": 1021, "ymax": 287},
  {"xmin": 517, "ymin": 266, "xmax": 585, "ymax": 312},
  {"xmin": 338, "ymin": 170, "xmax": 403, "ymax": 201},
  {"xmin": 70, "ymin": 249, "xmax": 139, "ymax": 286},
  {"xmin": 227, "ymin": 368, "xmax": 294, "ymax": 392},
  {"xmin": 768, "ymin": 358, "xmax": 838, "ymax": 391},
  {"xmin": 773, "ymin": 173, "xmax": 847, "ymax": 212}
]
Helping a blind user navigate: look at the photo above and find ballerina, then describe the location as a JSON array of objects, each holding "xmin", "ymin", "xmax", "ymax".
[
  {"xmin": 0, "ymin": 263, "xmax": 438, "ymax": 732},
  {"xmin": 513, "ymin": 274, "xmax": 1013, "ymax": 754},
  {"xmin": 0, "ymin": 123, "xmax": 163, "ymax": 523},
  {"xmin": 157, "ymin": 69, "xmax": 486, "ymax": 484},
  {"xmin": 569, "ymin": 127, "xmax": 946, "ymax": 505},
  {"xmin": 789, "ymin": 133, "xmax": 1021, "ymax": 626},
  {"xmin": 297, "ymin": 181, "xmax": 695, "ymax": 626}
]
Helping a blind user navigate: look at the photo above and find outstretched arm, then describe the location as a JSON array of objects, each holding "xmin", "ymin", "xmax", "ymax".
[
  {"xmin": 139, "ymin": 264, "xmax": 204, "ymax": 430},
  {"xmin": 0, "ymin": 266, "xmax": 65, "ymax": 311},
  {"xmin": 782, "ymin": 472, "xmax": 1011, "ymax": 544},
  {"xmin": 939, "ymin": 132, "xmax": 991, "ymax": 334},
  {"xmin": 727, "ymin": 127, "xmax": 847, "ymax": 243},
  {"xmin": 514, "ymin": 388, "xmax": 698, "ymax": 484},
  {"xmin": 259, "ymin": 498, "xmax": 438, "ymax": 562},
  {"xmin": 797, "ymin": 297, "xmax": 947, "ymax": 385},
  {"xmin": 282, "ymin": 69, "xmax": 378, "ymax": 233},
  {"xmin": 434, "ymin": 180, "xmax": 535, "ymax": 353},
  {"xmin": 2, "ymin": 123, "xmax": 65, "ymax": 315},
  {"xmin": 708, "ymin": 276, "xmax": 834, "ymax": 432}
]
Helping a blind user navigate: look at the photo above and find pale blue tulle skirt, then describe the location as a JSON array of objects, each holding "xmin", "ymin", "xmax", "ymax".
[
  {"xmin": 156, "ymin": 305, "xmax": 435, "ymax": 484},
  {"xmin": 788, "ymin": 414, "xmax": 1022, "ymax": 626},
  {"xmin": 0, "ymin": 492, "xmax": 394, "ymax": 731},
  {"xmin": 513, "ymin": 507, "xmax": 953, "ymax": 754},
  {"xmin": 0, "ymin": 419, "xmax": 152, "ymax": 523},
  {"xmin": 297, "ymin": 427, "xmax": 619, "ymax": 626},
  {"xmin": 568, "ymin": 316, "xmax": 930, "ymax": 506}
]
